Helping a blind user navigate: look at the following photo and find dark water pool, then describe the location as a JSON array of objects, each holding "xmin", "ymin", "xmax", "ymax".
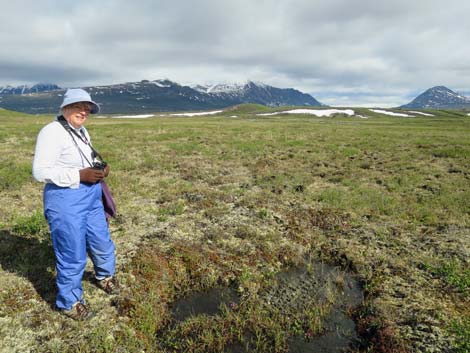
[
  {"xmin": 170, "ymin": 261, "xmax": 363, "ymax": 352},
  {"xmin": 172, "ymin": 285, "xmax": 239, "ymax": 322}
]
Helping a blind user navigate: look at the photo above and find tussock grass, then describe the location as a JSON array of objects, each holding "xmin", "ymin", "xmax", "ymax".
[{"xmin": 0, "ymin": 107, "xmax": 469, "ymax": 352}]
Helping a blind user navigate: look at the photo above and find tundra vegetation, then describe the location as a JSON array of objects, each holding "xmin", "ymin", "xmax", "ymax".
[{"xmin": 0, "ymin": 105, "xmax": 469, "ymax": 352}]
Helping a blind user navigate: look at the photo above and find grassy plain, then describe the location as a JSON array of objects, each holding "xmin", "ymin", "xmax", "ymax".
[{"xmin": 0, "ymin": 106, "xmax": 469, "ymax": 352}]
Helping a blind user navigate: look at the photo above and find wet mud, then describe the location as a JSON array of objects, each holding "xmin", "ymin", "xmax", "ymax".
[
  {"xmin": 263, "ymin": 262, "xmax": 363, "ymax": 353},
  {"xmin": 172, "ymin": 286, "xmax": 239, "ymax": 322},
  {"xmin": 171, "ymin": 261, "xmax": 364, "ymax": 352}
]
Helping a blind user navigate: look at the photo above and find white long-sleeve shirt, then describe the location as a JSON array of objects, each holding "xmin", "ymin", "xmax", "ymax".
[{"xmin": 32, "ymin": 118, "xmax": 94, "ymax": 189}]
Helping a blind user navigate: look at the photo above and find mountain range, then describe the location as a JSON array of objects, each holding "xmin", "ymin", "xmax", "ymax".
[
  {"xmin": 399, "ymin": 86, "xmax": 470, "ymax": 109},
  {"xmin": 0, "ymin": 83, "xmax": 60, "ymax": 95},
  {"xmin": 1, "ymin": 81, "xmax": 469, "ymax": 114},
  {"xmin": 0, "ymin": 80, "xmax": 322, "ymax": 114}
]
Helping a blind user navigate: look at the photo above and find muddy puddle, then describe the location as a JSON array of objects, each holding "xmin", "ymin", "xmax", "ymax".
[
  {"xmin": 172, "ymin": 286, "xmax": 239, "ymax": 322},
  {"xmin": 170, "ymin": 261, "xmax": 363, "ymax": 352},
  {"xmin": 268, "ymin": 263, "xmax": 363, "ymax": 352}
]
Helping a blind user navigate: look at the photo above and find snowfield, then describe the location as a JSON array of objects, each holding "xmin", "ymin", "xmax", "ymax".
[
  {"xmin": 112, "ymin": 114, "xmax": 155, "ymax": 119},
  {"xmin": 152, "ymin": 81, "xmax": 171, "ymax": 88},
  {"xmin": 257, "ymin": 109, "xmax": 355, "ymax": 117},
  {"xmin": 406, "ymin": 111, "xmax": 435, "ymax": 117},
  {"xmin": 369, "ymin": 109, "xmax": 414, "ymax": 117},
  {"xmin": 170, "ymin": 110, "xmax": 223, "ymax": 117}
]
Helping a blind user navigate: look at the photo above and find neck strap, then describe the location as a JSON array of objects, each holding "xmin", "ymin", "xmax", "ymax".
[{"xmin": 57, "ymin": 115, "xmax": 104, "ymax": 162}]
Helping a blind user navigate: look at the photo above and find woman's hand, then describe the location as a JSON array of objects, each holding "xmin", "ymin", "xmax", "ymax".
[{"xmin": 79, "ymin": 168, "xmax": 105, "ymax": 183}]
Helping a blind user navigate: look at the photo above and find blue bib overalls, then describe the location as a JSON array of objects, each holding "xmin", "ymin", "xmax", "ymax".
[{"xmin": 44, "ymin": 181, "xmax": 115, "ymax": 310}]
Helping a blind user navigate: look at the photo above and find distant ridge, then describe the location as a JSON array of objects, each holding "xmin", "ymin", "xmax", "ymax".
[
  {"xmin": 0, "ymin": 80, "xmax": 322, "ymax": 114},
  {"xmin": 0, "ymin": 83, "xmax": 60, "ymax": 95},
  {"xmin": 400, "ymin": 86, "xmax": 470, "ymax": 109}
]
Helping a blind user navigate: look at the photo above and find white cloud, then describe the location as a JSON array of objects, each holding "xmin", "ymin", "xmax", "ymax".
[{"xmin": 0, "ymin": 0, "xmax": 469, "ymax": 106}]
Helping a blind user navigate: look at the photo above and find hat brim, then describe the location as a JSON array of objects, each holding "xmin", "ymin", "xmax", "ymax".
[{"xmin": 60, "ymin": 99, "xmax": 100, "ymax": 114}]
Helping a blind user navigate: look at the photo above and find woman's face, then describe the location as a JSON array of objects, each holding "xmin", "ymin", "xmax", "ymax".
[{"xmin": 62, "ymin": 102, "xmax": 93, "ymax": 129}]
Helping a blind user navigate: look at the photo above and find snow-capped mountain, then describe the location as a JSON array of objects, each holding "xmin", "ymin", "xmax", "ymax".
[
  {"xmin": 193, "ymin": 82, "xmax": 248, "ymax": 94},
  {"xmin": 0, "ymin": 79, "xmax": 323, "ymax": 114},
  {"xmin": 400, "ymin": 86, "xmax": 470, "ymax": 109},
  {"xmin": 192, "ymin": 81, "xmax": 321, "ymax": 107},
  {"xmin": 0, "ymin": 83, "xmax": 60, "ymax": 95}
]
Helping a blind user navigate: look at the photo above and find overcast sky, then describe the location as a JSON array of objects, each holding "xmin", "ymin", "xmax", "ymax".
[{"xmin": 0, "ymin": 0, "xmax": 468, "ymax": 107}]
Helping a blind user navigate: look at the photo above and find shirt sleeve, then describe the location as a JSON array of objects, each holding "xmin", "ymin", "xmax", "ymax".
[{"xmin": 32, "ymin": 123, "xmax": 81, "ymax": 188}]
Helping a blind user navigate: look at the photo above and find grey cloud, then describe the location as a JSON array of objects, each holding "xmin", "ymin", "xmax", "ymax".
[
  {"xmin": 0, "ymin": 0, "xmax": 469, "ymax": 106},
  {"xmin": 0, "ymin": 61, "xmax": 108, "ymax": 87}
]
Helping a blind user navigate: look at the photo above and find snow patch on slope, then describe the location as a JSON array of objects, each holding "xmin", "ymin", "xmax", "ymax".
[
  {"xmin": 152, "ymin": 81, "xmax": 171, "ymax": 88},
  {"xmin": 170, "ymin": 110, "xmax": 223, "ymax": 117},
  {"xmin": 406, "ymin": 111, "xmax": 435, "ymax": 117},
  {"xmin": 112, "ymin": 114, "xmax": 155, "ymax": 119},
  {"xmin": 369, "ymin": 109, "xmax": 414, "ymax": 117},
  {"xmin": 257, "ymin": 109, "xmax": 355, "ymax": 117}
]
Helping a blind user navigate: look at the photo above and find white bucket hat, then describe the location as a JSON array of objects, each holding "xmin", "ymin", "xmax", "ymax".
[{"xmin": 60, "ymin": 88, "xmax": 100, "ymax": 114}]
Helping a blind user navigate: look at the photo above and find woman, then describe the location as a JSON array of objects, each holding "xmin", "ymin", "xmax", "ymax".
[{"xmin": 33, "ymin": 88, "xmax": 119, "ymax": 320}]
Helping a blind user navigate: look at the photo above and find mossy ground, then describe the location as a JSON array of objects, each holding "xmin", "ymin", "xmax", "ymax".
[{"xmin": 0, "ymin": 107, "xmax": 469, "ymax": 352}]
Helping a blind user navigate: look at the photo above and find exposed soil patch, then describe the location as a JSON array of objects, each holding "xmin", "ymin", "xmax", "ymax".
[{"xmin": 172, "ymin": 286, "xmax": 240, "ymax": 322}]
